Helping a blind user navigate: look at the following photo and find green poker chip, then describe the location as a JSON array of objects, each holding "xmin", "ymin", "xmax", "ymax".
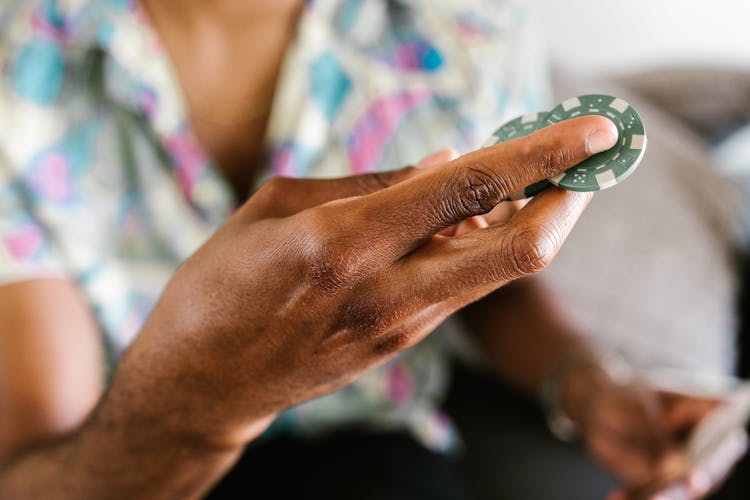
[
  {"xmin": 481, "ymin": 94, "xmax": 647, "ymax": 199},
  {"xmin": 483, "ymin": 112, "xmax": 553, "ymax": 200},
  {"xmin": 544, "ymin": 94, "xmax": 647, "ymax": 192},
  {"xmin": 484, "ymin": 111, "xmax": 551, "ymax": 145},
  {"xmin": 508, "ymin": 178, "xmax": 552, "ymax": 201}
]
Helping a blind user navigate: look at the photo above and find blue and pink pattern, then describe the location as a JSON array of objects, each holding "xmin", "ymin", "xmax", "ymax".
[
  {"xmin": 3, "ymin": 222, "xmax": 45, "ymax": 262},
  {"xmin": 347, "ymin": 90, "xmax": 434, "ymax": 173},
  {"xmin": 0, "ymin": 0, "xmax": 545, "ymax": 453}
]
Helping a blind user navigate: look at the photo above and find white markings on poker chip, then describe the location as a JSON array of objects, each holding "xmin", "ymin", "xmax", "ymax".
[
  {"xmin": 562, "ymin": 97, "xmax": 580, "ymax": 111},
  {"xmin": 544, "ymin": 94, "xmax": 647, "ymax": 192},
  {"xmin": 595, "ymin": 170, "xmax": 617, "ymax": 189},
  {"xmin": 484, "ymin": 97, "xmax": 646, "ymax": 198},
  {"xmin": 572, "ymin": 173, "xmax": 587, "ymax": 184},
  {"xmin": 630, "ymin": 134, "xmax": 646, "ymax": 149},
  {"xmin": 609, "ymin": 98, "xmax": 629, "ymax": 113}
]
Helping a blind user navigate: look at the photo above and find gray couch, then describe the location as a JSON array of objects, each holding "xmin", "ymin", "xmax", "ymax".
[{"xmin": 542, "ymin": 68, "xmax": 748, "ymax": 379}]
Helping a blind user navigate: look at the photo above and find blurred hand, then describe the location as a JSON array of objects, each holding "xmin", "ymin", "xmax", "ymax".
[
  {"xmin": 107, "ymin": 116, "xmax": 617, "ymax": 451},
  {"xmin": 559, "ymin": 365, "xmax": 738, "ymax": 499},
  {"xmin": 612, "ymin": 391, "xmax": 747, "ymax": 500}
]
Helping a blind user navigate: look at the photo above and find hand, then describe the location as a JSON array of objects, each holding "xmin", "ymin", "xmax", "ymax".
[
  {"xmin": 559, "ymin": 365, "xmax": 730, "ymax": 499},
  {"xmin": 612, "ymin": 392, "xmax": 745, "ymax": 500},
  {"xmin": 104, "ymin": 116, "xmax": 617, "ymax": 451}
]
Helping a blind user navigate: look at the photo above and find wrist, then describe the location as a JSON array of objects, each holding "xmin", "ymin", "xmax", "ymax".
[
  {"xmin": 58, "ymin": 386, "xmax": 268, "ymax": 499},
  {"xmin": 539, "ymin": 345, "xmax": 632, "ymax": 440},
  {"xmin": 104, "ymin": 348, "xmax": 277, "ymax": 455},
  {"xmin": 558, "ymin": 362, "xmax": 612, "ymax": 425}
]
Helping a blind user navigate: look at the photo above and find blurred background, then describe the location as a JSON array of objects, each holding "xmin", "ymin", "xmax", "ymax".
[
  {"xmin": 530, "ymin": 0, "xmax": 750, "ymax": 77},
  {"xmin": 516, "ymin": 0, "xmax": 750, "ymax": 380}
]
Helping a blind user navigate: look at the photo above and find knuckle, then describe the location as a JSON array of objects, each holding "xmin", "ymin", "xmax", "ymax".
[
  {"xmin": 256, "ymin": 177, "xmax": 291, "ymax": 202},
  {"xmin": 298, "ymin": 211, "xmax": 369, "ymax": 293},
  {"xmin": 448, "ymin": 166, "xmax": 510, "ymax": 218},
  {"xmin": 504, "ymin": 225, "xmax": 559, "ymax": 277},
  {"xmin": 250, "ymin": 177, "xmax": 294, "ymax": 215}
]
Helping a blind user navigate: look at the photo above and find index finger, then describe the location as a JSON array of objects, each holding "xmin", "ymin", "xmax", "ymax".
[{"xmin": 357, "ymin": 115, "xmax": 618, "ymax": 257}]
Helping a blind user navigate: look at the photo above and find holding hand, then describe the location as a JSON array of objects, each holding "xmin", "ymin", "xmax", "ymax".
[
  {"xmin": 558, "ymin": 360, "xmax": 742, "ymax": 500},
  {"xmin": 103, "ymin": 116, "xmax": 617, "ymax": 451}
]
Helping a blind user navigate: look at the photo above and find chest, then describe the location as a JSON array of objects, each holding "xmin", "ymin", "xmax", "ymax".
[{"xmin": 156, "ymin": 13, "xmax": 301, "ymax": 198}]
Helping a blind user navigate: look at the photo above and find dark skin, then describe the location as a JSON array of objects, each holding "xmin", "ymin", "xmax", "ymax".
[
  {"xmin": 0, "ymin": 1, "xmax": 728, "ymax": 498},
  {"xmin": 0, "ymin": 1, "xmax": 620, "ymax": 493},
  {"xmin": 0, "ymin": 110, "xmax": 614, "ymax": 499}
]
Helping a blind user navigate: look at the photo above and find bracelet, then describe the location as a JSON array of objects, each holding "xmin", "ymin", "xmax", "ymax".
[{"xmin": 538, "ymin": 345, "xmax": 632, "ymax": 442}]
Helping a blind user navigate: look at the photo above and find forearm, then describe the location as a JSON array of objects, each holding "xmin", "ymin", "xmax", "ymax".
[
  {"xmin": 0, "ymin": 348, "xmax": 250, "ymax": 500},
  {"xmin": 0, "ymin": 417, "xmax": 240, "ymax": 500},
  {"xmin": 460, "ymin": 276, "xmax": 592, "ymax": 395}
]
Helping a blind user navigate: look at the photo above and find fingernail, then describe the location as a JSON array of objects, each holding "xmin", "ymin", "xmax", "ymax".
[{"xmin": 587, "ymin": 121, "xmax": 619, "ymax": 154}]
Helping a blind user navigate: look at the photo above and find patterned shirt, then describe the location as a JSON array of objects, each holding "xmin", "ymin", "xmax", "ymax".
[{"xmin": 0, "ymin": 0, "xmax": 547, "ymax": 451}]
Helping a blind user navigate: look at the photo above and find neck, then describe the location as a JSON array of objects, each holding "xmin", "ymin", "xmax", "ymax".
[
  {"xmin": 141, "ymin": 0, "xmax": 305, "ymax": 199},
  {"xmin": 142, "ymin": 0, "xmax": 304, "ymax": 32}
]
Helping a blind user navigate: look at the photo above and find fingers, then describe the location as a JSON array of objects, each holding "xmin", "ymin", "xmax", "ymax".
[
  {"xmin": 397, "ymin": 187, "xmax": 593, "ymax": 305},
  {"xmin": 315, "ymin": 188, "xmax": 590, "ymax": 357},
  {"xmin": 607, "ymin": 393, "xmax": 739, "ymax": 500},
  {"xmin": 245, "ymin": 149, "xmax": 457, "ymax": 219},
  {"xmin": 616, "ymin": 431, "xmax": 747, "ymax": 500},
  {"xmin": 610, "ymin": 451, "xmax": 693, "ymax": 500},
  {"xmin": 587, "ymin": 430, "xmax": 668, "ymax": 487},
  {"xmin": 660, "ymin": 393, "xmax": 720, "ymax": 438},
  {"xmin": 447, "ymin": 199, "xmax": 519, "ymax": 237},
  {"xmin": 485, "ymin": 199, "xmax": 524, "ymax": 226},
  {"xmin": 586, "ymin": 389, "xmax": 679, "ymax": 492},
  {"xmin": 584, "ymin": 388, "xmax": 673, "ymax": 486},
  {"xmin": 613, "ymin": 385, "xmax": 670, "ymax": 454},
  {"xmin": 245, "ymin": 170, "xmax": 415, "ymax": 220},
  {"xmin": 356, "ymin": 115, "xmax": 617, "ymax": 255}
]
